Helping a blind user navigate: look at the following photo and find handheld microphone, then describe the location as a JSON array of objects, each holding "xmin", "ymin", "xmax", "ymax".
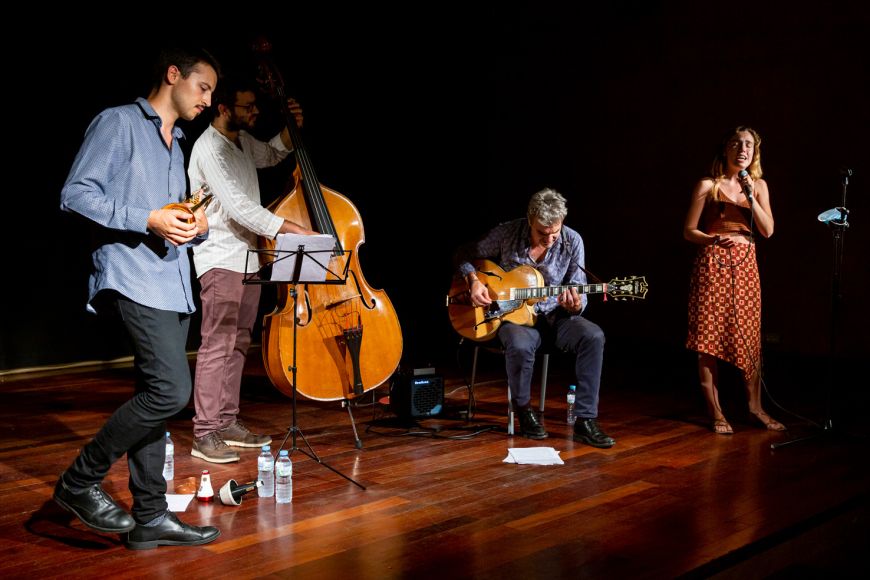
[
  {"xmin": 219, "ymin": 479, "xmax": 262, "ymax": 506},
  {"xmin": 738, "ymin": 170, "xmax": 754, "ymax": 204}
]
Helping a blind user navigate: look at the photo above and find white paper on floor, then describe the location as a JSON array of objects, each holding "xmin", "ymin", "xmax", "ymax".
[{"xmin": 503, "ymin": 447, "xmax": 564, "ymax": 465}]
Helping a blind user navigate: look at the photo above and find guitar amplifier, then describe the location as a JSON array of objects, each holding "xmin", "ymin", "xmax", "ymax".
[{"xmin": 390, "ymin": 370, "xmax": 443, "ymax": 419}]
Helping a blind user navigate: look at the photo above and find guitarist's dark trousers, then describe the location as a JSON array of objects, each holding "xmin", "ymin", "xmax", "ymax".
[{"xmin": 498, "ymin": 311, "xmax": 605, "ymax": 417}]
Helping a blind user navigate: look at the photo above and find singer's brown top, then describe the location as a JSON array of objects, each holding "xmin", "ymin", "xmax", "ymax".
[{"xmin": 701, "ymin": 198, "xmax": 752, "ymax": 237}]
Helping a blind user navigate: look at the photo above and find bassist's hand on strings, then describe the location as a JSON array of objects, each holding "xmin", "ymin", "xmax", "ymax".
[
  {"xmin": 277, "ymin": 218, "xmax": 318, "ymax": 236},
  {"xmin": 279, "ymin": 98, "xmax": 304, "ymax": 150},
  {"xmin": 287, "ymin": 98, "xmax": 303, "ymax": 128}
]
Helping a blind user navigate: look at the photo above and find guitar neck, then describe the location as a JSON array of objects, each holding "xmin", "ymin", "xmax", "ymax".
[{"xmin": 512, "ymin": 283, "xmax": 607, "ymax": 300}]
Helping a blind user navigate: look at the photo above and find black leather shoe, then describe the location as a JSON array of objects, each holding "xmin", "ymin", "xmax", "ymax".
[
  {"xmin": 573, "ymin": 418, "xmax": 615, "ymax": 448},
  {"xmin": 126, "ymin": 511, "xmax": 220, "ymax": 550},
  {"xmin": 53, "ymin": 477, "xmax": 136, "ymax": 533},
  {"xmin": 517, "ymin": 406, "xmax": 548, "ymax": 439}
]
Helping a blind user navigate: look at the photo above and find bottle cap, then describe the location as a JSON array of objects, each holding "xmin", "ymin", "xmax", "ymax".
[
  {"xmin": 569, "ymin": 384, "xmax": 576, "ymax": 391},
  {"xmin": 262, "ymin": 444, "xmax": 271, "ymax": 451},
  {"xmin": 279, "ymin": 450, "xmax": 289, "ymax": 456}
]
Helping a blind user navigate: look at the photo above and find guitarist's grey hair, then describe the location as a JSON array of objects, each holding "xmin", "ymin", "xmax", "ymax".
[{"xmin": 527, "ymin": 188, "xmax": 567, "ymax": 226}]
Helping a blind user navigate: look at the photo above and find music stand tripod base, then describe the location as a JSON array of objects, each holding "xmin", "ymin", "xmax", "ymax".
[{"xmin": 249, "ymin": 244, "xmax": 366, "ymax": 490}]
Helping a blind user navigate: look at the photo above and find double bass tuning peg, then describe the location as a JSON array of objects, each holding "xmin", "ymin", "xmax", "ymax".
[{"xmin": 250, "ymin": 36, "xmax": 287, "ymax": 99}]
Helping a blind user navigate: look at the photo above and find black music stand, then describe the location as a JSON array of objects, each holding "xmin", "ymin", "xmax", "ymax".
[
  {"xmin": 246, "ymin": 241, "xmax": 365, "ymax": 490},
  {"xmin": 772, "ymin": 169, "xmax": 852, "ymax": 450}
]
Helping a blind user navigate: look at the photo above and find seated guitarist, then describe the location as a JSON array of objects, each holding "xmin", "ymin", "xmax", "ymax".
[{"xmin": 455, "ymin": 188, "xmax": 615, "ymax": 447}]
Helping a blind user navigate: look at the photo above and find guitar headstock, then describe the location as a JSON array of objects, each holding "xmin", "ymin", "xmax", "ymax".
[{"xmin": 605, "ymin": 276, "xmax": 648, "ymax": 300}]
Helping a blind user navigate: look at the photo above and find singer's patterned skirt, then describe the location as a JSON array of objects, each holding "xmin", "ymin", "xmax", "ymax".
[{"xmin": 686, "ymin": 243, "xmax": 762, "ymax": 381}]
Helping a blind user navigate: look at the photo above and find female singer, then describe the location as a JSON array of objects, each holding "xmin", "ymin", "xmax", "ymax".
[{"xmin": 684, "ymin": 126, "xmax": 785, "ymax": 434}]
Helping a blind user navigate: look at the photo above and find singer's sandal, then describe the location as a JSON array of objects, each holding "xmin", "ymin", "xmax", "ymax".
[
  {"xmin": 750, "ymin": 410, "xmax": 787, "ymax": 431},
  {"xmin": 712, "ymin": 418, "xmax": 733, "ymax": 435}
]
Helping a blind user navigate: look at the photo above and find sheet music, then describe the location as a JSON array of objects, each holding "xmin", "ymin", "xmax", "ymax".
[
  {"xmin": 165, "ymin": 493, "xmax": 195, "ymax": 512},
  {"xmin": 503, "ymin": 447, "xmax": 564, "ymax": 465},
  {"xmin": 270, "ymin": 234, "xmax": 336, "ymax": 282}
]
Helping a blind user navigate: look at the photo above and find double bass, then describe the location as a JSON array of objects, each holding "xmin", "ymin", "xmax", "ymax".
[{"xmin": 256, "ymin": 41, "xmax": 403, "ymax": 402}]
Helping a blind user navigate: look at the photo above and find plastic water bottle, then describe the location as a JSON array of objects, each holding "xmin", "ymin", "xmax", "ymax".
[
  {"xmin": 162, "ymin": 431, "xmax": 174, "ymax": 480},
  {"xmin": 567, "ymin": 385, "xmax": 577, "ymax": 425},
  {"xmin": 257, "ymin": 445, "xmax": 275, "ymax": 498},
  {"xmin": 275, "ymin": 450, "xmax": 293, "ymax": 504}
]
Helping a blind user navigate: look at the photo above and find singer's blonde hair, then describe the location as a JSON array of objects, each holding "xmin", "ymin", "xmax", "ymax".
[{"xmin": 709, "ymin": 126, "xmax": 763, "ymax": 202}]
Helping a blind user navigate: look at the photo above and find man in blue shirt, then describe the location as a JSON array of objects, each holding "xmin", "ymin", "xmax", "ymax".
[
  {"xmin": 456, "ymin": 188, "xmax": 615, "ymax": 448},
  {"xmin": 56, "ymin": 46, "xmax": 221, "ymax": 549}
]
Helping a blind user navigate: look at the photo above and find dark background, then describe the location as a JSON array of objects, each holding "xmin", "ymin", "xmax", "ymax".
[{"xmin": 3, "ymin": 4, "xmax": 868, "ymax": 383}]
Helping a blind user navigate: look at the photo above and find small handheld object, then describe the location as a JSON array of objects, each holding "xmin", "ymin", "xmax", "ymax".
[
  {"xmin": 163, "ymin": 185, "xmax": 214, "ymax": 223},
  {"xmin": 197, "ymin": 469, "xmax": 214, "ymax": 502}
]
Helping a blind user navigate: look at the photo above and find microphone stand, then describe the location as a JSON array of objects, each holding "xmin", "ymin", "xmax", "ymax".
[{"xmin": 772, "ymin": 169, "xmax": 851, "ymax": 450}]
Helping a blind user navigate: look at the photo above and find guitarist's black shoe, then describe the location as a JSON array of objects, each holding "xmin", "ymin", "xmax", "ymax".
[
  {"xmin": 573, "ymin": 418, "xmax": 615, "ymax": 448},
  {"xmin": 517, "ymin": 406, "xmax": 548, "ymax": 439}
]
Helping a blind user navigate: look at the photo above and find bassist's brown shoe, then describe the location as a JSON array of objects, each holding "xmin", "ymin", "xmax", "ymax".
[{"xmin": 191, "ymin": 432, "xmax": 240, "ymax": 463}]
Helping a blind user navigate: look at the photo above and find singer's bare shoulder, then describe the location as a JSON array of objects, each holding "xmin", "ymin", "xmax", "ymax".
[
  {"xmin": 691, "ymin": 178, "xmax": 715, "ymax": 200},
  {"xmin": 684, "ymin": 178, "xmax": 715, "ymax": 239}
]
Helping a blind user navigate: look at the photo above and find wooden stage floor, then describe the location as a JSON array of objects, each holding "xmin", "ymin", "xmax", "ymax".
[{"xmin": 1, "ymin": 351, "xmax": 868, "ymax": 579}]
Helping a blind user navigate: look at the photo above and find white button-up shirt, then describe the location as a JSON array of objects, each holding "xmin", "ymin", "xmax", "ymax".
[{"xmin": 188, "ymin": 125, "xmax": 290, "ymax": 276}]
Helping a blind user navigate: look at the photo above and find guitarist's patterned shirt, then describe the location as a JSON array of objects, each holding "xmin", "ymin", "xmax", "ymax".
[{"xmin": 456, "ymin": 218, "xmax": 587, "ymax": 316}]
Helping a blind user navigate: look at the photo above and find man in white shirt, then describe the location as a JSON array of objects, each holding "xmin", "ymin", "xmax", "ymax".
[{"xmin": 188, "ymin": 77, "xmax": 316, "ymax": 463}]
